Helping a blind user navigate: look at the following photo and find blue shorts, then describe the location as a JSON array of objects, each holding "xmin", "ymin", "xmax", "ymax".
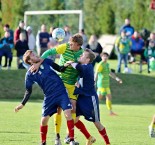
[
  {"xmin": 42, "ymin": 90, "xmax": 72, "ymax": 117},
  {"xmin": 76, "ymin": 94, "xmax": 100, "ymax": 122},
  {"xmin": 0, "ymin": 48, "xmax": 12, "ymax": 59}
]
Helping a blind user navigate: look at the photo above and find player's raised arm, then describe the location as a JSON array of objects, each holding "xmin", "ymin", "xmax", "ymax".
[{"xmin": 41, "ymin": 43, "xmax": 67, "ymax": 59}]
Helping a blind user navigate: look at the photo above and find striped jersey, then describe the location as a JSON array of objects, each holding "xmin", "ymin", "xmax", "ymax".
[
  {"xmin": 96, "ymin": 61, "xmax": 110, "ymax": 88},
  {"xmin": 41, "ymin": 43, "xmax": 83, "ymax": 85}
]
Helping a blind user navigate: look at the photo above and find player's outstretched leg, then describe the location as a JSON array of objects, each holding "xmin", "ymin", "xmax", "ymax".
[
  {"xmin": 94, "ymin": 122, "xmax": 110, "ymax": 145},
  {"xmin": 75, "ymin": 119, "xmax": 96, "ymax": 145}
]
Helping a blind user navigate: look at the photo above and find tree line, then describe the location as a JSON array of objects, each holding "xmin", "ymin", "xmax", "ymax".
[{"xmin": 0, "ymin": 0, "xmax": 155, "ymax": 37}]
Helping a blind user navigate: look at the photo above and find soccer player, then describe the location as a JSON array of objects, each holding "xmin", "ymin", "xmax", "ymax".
[
  {"xmin": 95, "ymin": 52, "xmax": 122, "ymax": 116},
  {"xmin": 149, "ymin": 114, "xmax": 155, "ymax": 138},
  {"xmin": 67, "ymin": 49, "xmax": 111, "ymax": 145},
  {"xmin": 29, "ymin": 33, "xmax": 83, "ymax": 145},
  {"xmin": 14, "ymin": 50, "xmax": 76, "ymax": 145}
]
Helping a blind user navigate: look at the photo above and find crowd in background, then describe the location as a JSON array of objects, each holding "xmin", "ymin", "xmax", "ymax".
[
  {"xmin": 0, "ymin": 20, "xmax": 104, "ymax": 70},
  {"xmin": 115, "ymin": 18, "xmax": 155, "ymax": 73},
  {"xmin": 1, "ymin": 18, "xmax": 155, "ymax": 73}
]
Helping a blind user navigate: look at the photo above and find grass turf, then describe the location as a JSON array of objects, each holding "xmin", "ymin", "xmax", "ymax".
[
  {"xmin": 0, "ymin": 57, "xmax": 155, "ymax": 144},
  {"xmin": 0, "ymin": 101, "xmax": 154, "ymax": 145}
]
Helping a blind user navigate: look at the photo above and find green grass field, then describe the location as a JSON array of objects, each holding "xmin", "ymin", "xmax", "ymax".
[
  {"xmin": 0, "ymin": 101, "xmax": 155, "ymax": 145},
  {"xmin": 0, "ymin": 57, "xmax": 155, "ymax": 145}
]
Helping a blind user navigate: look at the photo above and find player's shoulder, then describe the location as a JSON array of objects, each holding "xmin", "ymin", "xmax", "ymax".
[{"xmin": 43, "ymin": 58, "xmax": 53, "ymax": 64}]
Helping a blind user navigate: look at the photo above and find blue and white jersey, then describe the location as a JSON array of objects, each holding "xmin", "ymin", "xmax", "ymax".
[
  {"xmin": 25, "ymin": 59, "xmax": 66, "ymax": 97},
  {"xmin": 73, "ymin": 63, "xmax": 96, "ymax": 96}
]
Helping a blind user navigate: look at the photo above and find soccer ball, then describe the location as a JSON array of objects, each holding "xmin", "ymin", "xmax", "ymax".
[{"xmin": 52, "ymin": 28, "xmax": 65, "ymax": 42}]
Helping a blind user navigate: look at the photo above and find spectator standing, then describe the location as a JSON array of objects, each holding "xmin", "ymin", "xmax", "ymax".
[
  {"xmin": 38, "ymin": 24, "xmax": 50, "ymax": 56},
  {"xmin": 26, "ymin": 26, "xmax": 35, "ymax": 51},
  {"xmin": 115, "ymin": 30, "xmax": 132, "ymax": 73},
  {"xmin": 14, "ymin": 20, "xmax": 28, "ymax": 44},
  {"xmin": 15, "ymin": 33, "xmax": 29, "ymax": 69},
  {"xmin": 146, "ymin": 32, "xmax": 155, "ymax": 48},
  {"xmin": 144, "ymin": 40, "xmax": 155, "ymax": 73},
  {"xmin": 86, "ymin": 35, "xmax": 103, "ymax": 67},
  {"xmin": 62, "ymin": 25, "xmax": 72, "ymax": 43},
  {"xmin": 3, "ymin": 24, "xmax": 14, "ymax": 39},
  {"xmin": 0, "ymin": 31, "xmax": 14, "ymax": 70},
  {"xmin": 49, "ymin": 26, "xmax": 56, "ymax": 38},
  {"xmin": 3, "ymin": 24, "xmax": 14, "ymax": 67},
  {"xmin": 120, "ymin": 18, "xmax": 134, "ymax": 38},
  {"xmin": 79, "ymin": 29, "xmax": 88, "ymax": 50}
]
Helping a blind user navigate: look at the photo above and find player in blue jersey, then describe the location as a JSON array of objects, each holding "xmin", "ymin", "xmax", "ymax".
[
  {"xmin": 14, "ymin": 50, "xmax": 76, "ymax": 145},
  {"xmin": 67, "ymin": 49, "xmax": 110, "ymax": 145}
]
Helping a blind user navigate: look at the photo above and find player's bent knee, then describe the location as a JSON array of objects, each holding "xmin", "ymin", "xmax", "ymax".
[
  {"xmin": 94, "ymin": 122, "xmax": 104, "ymax": 131},
  {"xmin": 64, "ymin": 109, "xmax": 72, "ymax": 120},
  {"xmin": 41, "ymin": 116, "xmax": 50, "ymax": 126}
]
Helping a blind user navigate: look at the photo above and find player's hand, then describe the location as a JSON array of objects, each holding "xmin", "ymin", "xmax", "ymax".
[
  {"xmin": 64, "ymin": 61, "xmax": 74, "ymax": 67},
  {"xmin": 118, "ymin": 79, "xmax": 123, "ymax": 84},
  {"xmin": 75, "ymin": 82, "xmax": 80, "ymax": 88},
  {"xmin": 30, "ymin": 63, "xmax": 39, "ymax": 72},
  {"xmin": 116, "ymin": 77, "xmax": 122, "ymax": 84},
  {"xmin": 14, "ymin": 104, "xmax": 24, "ymax": 112}
]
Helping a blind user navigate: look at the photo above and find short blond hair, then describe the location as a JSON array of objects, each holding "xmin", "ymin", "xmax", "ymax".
[{"xmin": 23, "ymin": 50, "xmax": 33, "ymax": 65}]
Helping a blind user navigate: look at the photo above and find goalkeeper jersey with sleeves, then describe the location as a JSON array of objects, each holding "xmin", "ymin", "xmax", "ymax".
[{"xmin": 41, "ymin": 43, "xmax": 83, "ymax": 85}]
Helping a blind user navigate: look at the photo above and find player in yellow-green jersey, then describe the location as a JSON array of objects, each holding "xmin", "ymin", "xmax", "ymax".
[
  {"xmin": 30, "ymin": 33, "xmax": 83, "ymax": 145},
  {"xmin": 95, "ymin": 52, "xmax": 122, "ymax": 116}
]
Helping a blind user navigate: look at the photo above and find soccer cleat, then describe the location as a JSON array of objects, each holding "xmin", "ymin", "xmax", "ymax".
[
  {"xmin": 148, "ymin": 125, "xmax": 155, "ymax": 138},
  {"xmin": 70, "ymin": 141, "xmax": 79, "ymax": 145},
  {"xmin": 40, "ymin": 142, "xmax": 46, "ymax": 145},
  {"xmin": 64, "ymin": 137, "xmax": 79, "ymax": 145},
  {"xmin": 55, "ymin": 138, "xmax": 62, "ymax": 145},
  {"xmin": 64, "ymin": 137, "xmax": 70, "ymax": 144},
  {"xmin": 86, "ymin": 136, "xmax": 96, "ymax": 145}
]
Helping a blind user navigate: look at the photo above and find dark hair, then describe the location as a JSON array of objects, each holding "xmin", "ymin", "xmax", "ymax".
[
  {"xmin": 4, "ymin": 24, "xmax": 9, "ymax": 28},
  {"xmin": 100, "ymin": 52, "xmax": 109, "ymax": 57},
  {"xmin": 85, "ymin": 49, "xmax": 96, "ymax": 63},
  {"xmin": 19, "ymin": 20, "xmax": 24, "ymax": 23}
]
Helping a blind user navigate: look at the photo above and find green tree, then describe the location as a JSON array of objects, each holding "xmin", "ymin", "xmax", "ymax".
[
  {"xmin": 98, "ymin": 0, "xmax": 115, "ymax": 34},
  {"xmin": 12, "ymin": 0, "xmax": 29, "ymax": 29},
  {"xmin": 84, "ymin": 0, "xmax": 104, "ymax": 36}
]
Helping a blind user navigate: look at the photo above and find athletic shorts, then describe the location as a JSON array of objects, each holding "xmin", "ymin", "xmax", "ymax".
[
  {"xmin": 76, "ymin": 94, "xmax": 100, "ymax": 122},
  {"xmin": 97, "ymin": 87, "xmax": 111, "ymax": 96},
  {"xmin": 64, "ymin": 83, "xmax": 77, "ymax": 100},
  {"xmin": 42, "ymin": 90, "xmax": 72, "ymax": 117}
]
